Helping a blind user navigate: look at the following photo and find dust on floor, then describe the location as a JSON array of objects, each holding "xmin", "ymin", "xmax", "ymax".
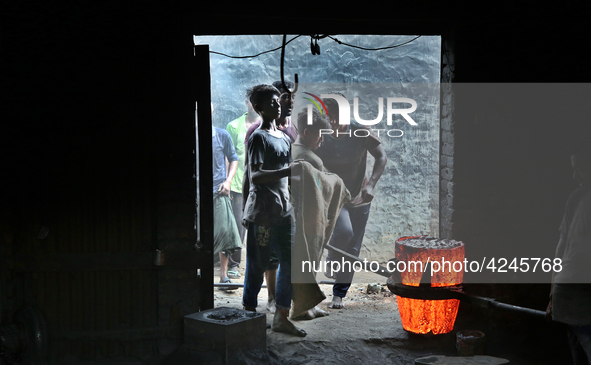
[{"xmin": 214, "ymin": 258, "xmax": 571, "ymax": 365}]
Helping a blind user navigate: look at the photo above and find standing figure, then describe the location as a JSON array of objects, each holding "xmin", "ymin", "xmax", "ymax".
[
  {"xmin": 211, "ymin": 114, "xmax": 242, "ymax": 287},
  {"xmin": 549, "ymin": 139, "xmax": 591, "ymax": 365},
  {"xmin": 315, "ymin": 92, "xmax": 387, "ymax": 310},
  {"xmin": 290, "ymin": 107, "xmax": 350, "ymax": 320},
  {"xmin": 243, "ymin": 80, "xmax": 297, "ymax": 313},
  {"xmin": 225, "ymin": 88, "xmax": 260, "ymax": 278},
  {"xmin": 242, "ymin": 84, "xmax": 306, "ymax": 337}
]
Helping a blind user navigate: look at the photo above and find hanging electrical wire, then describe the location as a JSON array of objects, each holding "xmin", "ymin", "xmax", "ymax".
[
  {"xmin": 207, "ymin": 34, "xmax": 422, "ymax": 58},
  {"xmin": 326, "ymin": 35, "xmax": 421, "ymax": 51},
  {"xmin": 208, "ymin": 35, "xmax": 304, "ymax": 59}
]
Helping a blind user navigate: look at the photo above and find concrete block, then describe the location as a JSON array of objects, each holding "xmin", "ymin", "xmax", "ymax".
[{"xmin": 184, "ymin": 307, "xmax": 266, "ymax": 364}]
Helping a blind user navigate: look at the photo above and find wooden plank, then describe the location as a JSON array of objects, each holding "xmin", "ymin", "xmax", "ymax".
[{"xmin": 4, "ymin": 251, "xmax": 208, "ymax": 272}]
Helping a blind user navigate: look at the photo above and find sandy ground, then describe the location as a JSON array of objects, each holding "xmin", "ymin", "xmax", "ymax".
[
  {"xmin": 210, "ymin": 250, "xmax": 571, "ymax": 365},
  {"xmin": 215, "ymin": 266, "xmax": 424, "ymax": 364}
]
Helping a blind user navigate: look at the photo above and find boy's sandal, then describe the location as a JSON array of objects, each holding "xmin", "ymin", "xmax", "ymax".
[
  {"xmin": 227, "ymin": 270, "xmax": 241, "ymax": 279},
  {"xmin": 219, "ymin": 277, "xmax": 237, "ymax": 291}
]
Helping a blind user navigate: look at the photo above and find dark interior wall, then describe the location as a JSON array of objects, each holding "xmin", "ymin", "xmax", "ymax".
[
  {"xmin": 1, "ymin": 2, "xmax": 201, "ymax": 362},
  {"xmin": 2, "ymin": 0, "xmax": 591, "ymax": 363},
  {"xmin": 450, "ymin": 5, "xmax": 591, "ymax": 306}
]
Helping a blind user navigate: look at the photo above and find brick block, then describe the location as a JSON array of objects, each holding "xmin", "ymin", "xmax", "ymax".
[
  {"xmin": 441, "ymin": 180, "xmax": 449, "ymax": 193},
  {"xmin": 441, "ymin": 103, "xmax": 455, "ymax": 119},
  {"xmin": 440, "ymin": 181, "xmax": 454, "ymax": 195},
  {"xmin": 440, "ymin": 155, "xmax": 453, "ymax": 168},
  {"xmin": 441, "ymin": 81, "xmax": 452, "ymax": 95},
  {"xmin": 445, "ymin": 156, "xmax": 454, "ymax": 168},
  {"xmin": 441, "ymin": 167, "xmax": 453, "ymax": 181},
  {"xmin": 441, "ymin": 115, "xmax": 454, "ymax": 131},
  {"xmin": 441, "ymin": 205, "xmax": 454, "ymax": 222},
  {"xmin": 441, "ymin": 89, "xmax": 452, "ymax": 105},
  {"xmin": 442, "ymin": 143, "xmax": 454, "ymax": 157},
  {"xmin": 442, "ymin": 130, "xmax": 454, "ymax": 144},
  {"xmin": 440, "ymin": 193, "xmax": 454, "ymax": 208}
]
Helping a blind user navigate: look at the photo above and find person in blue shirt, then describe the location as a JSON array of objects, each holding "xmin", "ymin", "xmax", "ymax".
[{"xmin": 212, "ymin": 120, "xmax": 242, "ymax": 287}]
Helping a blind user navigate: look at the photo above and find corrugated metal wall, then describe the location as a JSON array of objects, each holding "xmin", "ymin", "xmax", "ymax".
[
  {"xmin": 9, "ymin": 146, "xmax": 160, "ymax": 363},
  {"xmin": 1, "ymin": 3, "xmax": 209, "ymax": 365}
]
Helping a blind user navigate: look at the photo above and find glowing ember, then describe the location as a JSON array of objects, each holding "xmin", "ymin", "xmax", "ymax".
[{"xmin": 395, "ymin": 236, "xmax": 465, "ymax": 335}]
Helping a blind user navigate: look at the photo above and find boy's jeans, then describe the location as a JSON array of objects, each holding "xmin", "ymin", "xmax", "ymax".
[{"xmin": 242, "ymin": 223, "xmax": 293, "ymax": 310}]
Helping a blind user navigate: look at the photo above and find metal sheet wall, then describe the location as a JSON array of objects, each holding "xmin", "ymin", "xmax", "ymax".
[{"xmin": 9, "ymin": 146, "xmax": 159, "ymax": 363}]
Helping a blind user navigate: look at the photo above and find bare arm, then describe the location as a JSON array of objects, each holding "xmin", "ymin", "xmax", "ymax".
[
  {"xmin": 250, "ymin": 162, "xmax": 299, "ymax": 185},
  {"xmin": 218, "ymin": 159, "xmax": 238, "ymax": 196},
  {"xmin": 547, "ymin": 234, "xmax": 566, "ymax": 318},
  {"xmin": 242, "ymin": 154, "xmax": 250, "ymax": 211},
  {"xmin": 360, "ymin": 144, "xmax": 387, "ymax": 203}
]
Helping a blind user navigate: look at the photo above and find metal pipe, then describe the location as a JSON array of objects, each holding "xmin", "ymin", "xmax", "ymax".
[
  {"xmin": 461, "ymin": 293, "xmax": 546, "ymax": 318},
  {"xmin": 280, "ymin": 34, "xmax": 298, "ymax": 94},
  {"xmin": 214, "ymin": 283, "xmax": 266, "ymax": 289},
  {"xmin": 213, "ymin": 280, "xmax": 336, "ymax": 289}
]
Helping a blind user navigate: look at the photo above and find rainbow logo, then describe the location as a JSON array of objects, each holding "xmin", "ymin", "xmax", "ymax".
[{"xmin": 302, "ymin": 92, "xmax": 329, "ymax": 116}]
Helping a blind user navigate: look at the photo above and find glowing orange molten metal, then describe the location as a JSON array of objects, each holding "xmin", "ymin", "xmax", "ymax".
[{"xmin": 395, "ymin": 236, "xmax": 465, "ymax": 335}]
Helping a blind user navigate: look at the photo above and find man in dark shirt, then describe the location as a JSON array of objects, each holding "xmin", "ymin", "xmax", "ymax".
[{"xmin": 315, "ymin": 93, "xmax": 388, "ymax": 309}]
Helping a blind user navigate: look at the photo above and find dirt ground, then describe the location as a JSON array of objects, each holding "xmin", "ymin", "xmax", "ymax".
[
  {"xmin": 211, "ymin": 249, "xmax": 570, "ymax": 365},
  {"xmin": 215, "ymin": 262, "xmax": 426, "ymax": 364}
]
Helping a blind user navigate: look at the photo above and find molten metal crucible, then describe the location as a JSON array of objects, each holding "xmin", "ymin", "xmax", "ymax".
[{"xmin": 394, "ymin": 236, "xmax": 465, "ymax": 335}]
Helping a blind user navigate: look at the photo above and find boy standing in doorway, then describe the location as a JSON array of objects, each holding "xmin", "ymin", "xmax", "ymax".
[{"xmin": 242, "ymin": 84, "xmax": 306, "ymax": 337}]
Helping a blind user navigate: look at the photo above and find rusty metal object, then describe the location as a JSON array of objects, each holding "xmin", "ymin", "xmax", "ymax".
[{"xmin": 456, "ymin": 330, "xmax": 486, "ymax": 356}]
